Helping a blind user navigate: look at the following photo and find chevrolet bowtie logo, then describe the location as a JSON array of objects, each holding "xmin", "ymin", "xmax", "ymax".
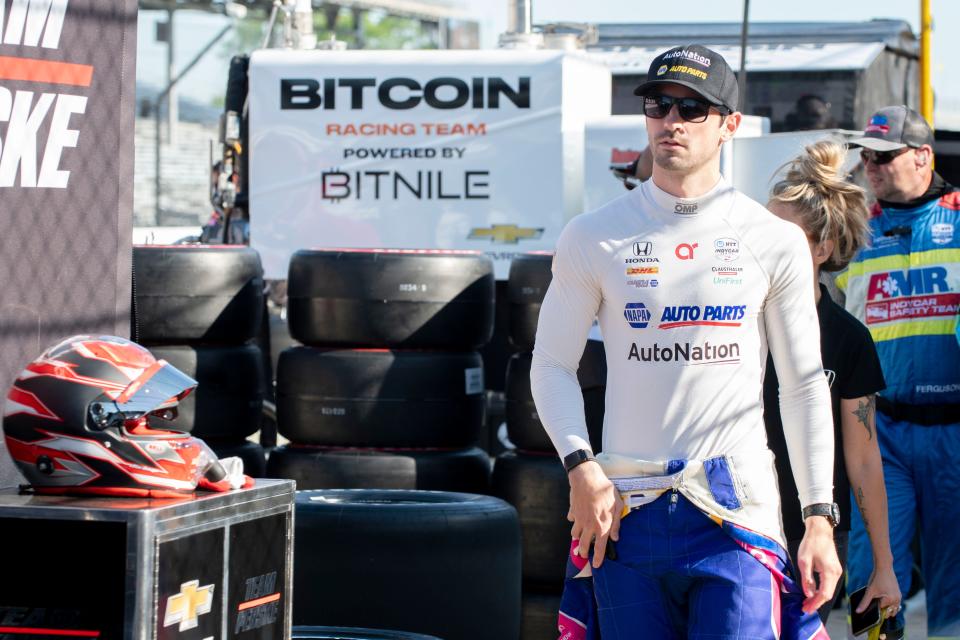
[
  {"xmin": 164, "ymin": 580, "xmax": 215, "ymax": 631},
  {"xmin": 468, "ymin": 224, "xmax": 544, "ymax": 244}
]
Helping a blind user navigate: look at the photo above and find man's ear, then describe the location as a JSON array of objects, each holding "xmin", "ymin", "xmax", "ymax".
[
  {"xmin": 915, "ymin": 144, "xmax": 933, "ymax": 169},
  {"xmin": 719, "ymin": 111, "xmax": 742, "ymax": 143}
]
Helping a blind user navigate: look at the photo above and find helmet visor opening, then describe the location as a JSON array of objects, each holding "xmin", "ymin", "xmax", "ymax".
[
  {"xmin": 114, "ymin": 360, "xmax": 197, "ymax": 414},
  {"xmin": 89, "ymin": 362, "xmax": 197, "ymax": 431}
]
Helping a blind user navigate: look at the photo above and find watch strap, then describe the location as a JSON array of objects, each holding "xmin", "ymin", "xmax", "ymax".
[
  {"xmin": 562, "ymin": 449, "xmax": 596, "ymax": 473},
  {"xmin": 802, "ymin": 502, "xmax": 840, "ymax": 527}
]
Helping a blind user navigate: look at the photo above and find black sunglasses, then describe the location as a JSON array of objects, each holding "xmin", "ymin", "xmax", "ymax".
[
  {"xmin": 860, "ymin": 147, "xmax": 912, "ymax": 166},
  {"xmin": 643, "ymin": 94, "xmax": 728, "ymax": 123}
]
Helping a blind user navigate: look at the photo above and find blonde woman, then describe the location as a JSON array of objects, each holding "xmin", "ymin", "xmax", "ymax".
[{"xmin": 764, "ymin": 139, "xmax": 902, "ymax": 624}]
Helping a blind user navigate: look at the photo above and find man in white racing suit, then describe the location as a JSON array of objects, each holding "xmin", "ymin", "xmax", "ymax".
[{"xmin": 532, "ymin": 44, "xmax": 841, "ymax": 639}]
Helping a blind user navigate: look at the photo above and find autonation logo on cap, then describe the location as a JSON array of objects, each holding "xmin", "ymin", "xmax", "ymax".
[{"xmin": 663, "ymin": 49, "xmax": 712, "ymax": 67}]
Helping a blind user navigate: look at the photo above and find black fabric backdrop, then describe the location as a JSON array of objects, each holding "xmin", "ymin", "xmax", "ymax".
[{"xmin": 0, "ymin": 0, "xmax": 137, "ymax": 487}]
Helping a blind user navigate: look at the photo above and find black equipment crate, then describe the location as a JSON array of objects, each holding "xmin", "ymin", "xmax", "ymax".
[{"xmin": 0, "ymin": 479, "xmax": 294, "ymax": 640}]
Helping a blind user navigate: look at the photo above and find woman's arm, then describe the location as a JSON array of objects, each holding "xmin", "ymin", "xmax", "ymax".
[{"xmin": 841, "ymin": 394, "xmax": 901, "ymax": 613}]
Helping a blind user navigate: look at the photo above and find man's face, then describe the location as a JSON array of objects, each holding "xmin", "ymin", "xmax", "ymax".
[
  {"xmin": 646, "ymin": 84, "xmax": 730, "ymax": 174},
  {"xmin": 862, "ymin": 145, "xmax": 929, "ymax": 202}
]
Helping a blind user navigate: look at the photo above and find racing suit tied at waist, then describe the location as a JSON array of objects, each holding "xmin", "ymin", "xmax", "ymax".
[{"xmin": 599, "ymin": 449, "xmax": 787, "ymax": 550}]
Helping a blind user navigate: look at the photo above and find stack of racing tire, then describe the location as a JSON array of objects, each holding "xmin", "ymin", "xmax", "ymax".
[
  {"xmin": 493, "ymin": 252, "xmax": 606, "ymax": 639},
  {"xmin": 266, "ymin": 249, "xmax": 496, "ymax": 493},
  {"xmin": 133, "ymin": 245, "xmax": 268, "ymax": 476}
]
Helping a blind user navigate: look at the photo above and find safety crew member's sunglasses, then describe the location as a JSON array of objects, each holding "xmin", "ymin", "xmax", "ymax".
[
  {"xmin": 642, "ymin": 94, "xmax": 730, "ymax": 123},
  {"xmin": 859, "ymin": 147, "xmax": 912, "ymax": 166}
]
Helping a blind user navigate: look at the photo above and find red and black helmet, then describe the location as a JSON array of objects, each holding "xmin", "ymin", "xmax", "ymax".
[{"xmin": 2, "ymin": 335, "xmax": 225, "ymax": 497}]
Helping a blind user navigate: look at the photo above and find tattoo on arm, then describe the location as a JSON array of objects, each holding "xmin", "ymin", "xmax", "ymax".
[
  {"xmin": 856, "ymin": 486, "xmax": 869, "ymax": 528},
  {"xmin": 852, "ymin": 396, "xmax": 875, "ymax": 440}
]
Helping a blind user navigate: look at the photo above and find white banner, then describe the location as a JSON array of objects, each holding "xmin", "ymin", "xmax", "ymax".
[{"xmin": 249, "ymin": 49, "xmax": 610, "ymax": 278}]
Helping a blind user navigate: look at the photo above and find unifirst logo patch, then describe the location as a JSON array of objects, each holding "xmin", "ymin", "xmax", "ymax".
[{"xmin": 164, "ymin": 580, "xmax": 215, "ymax": 631}]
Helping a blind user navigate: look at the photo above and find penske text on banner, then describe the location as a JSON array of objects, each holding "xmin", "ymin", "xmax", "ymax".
[
  {"xmin": 0, "ymin": 0, "xmax": 137, "ymax": 487},
  {"xmin": 249, "ymin": 49, "xmax": 610, "ymax": 279}
]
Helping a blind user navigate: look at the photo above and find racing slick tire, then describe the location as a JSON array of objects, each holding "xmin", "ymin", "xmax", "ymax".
[
  {"xmin": 147, "ymin": 344, "xmax": 265, "ymax": 440},
  {"xmin": 293, "ymin": 489, "xmax": 521, "ymax": 639},
  {"xmin": 207, "ymin": 438, "xmax": 266, "ymax": 478},
  {"xmin": 521, "ymin": 592, "xmax": 562, "ymax": 640},
  {"xmin": 276, "ymin": 347, "xmax": 484, "ymax": 448},
  {"xmin": 507, "ymin": 253, "xmax": 553, "ymax": 351},
  {"xmin": 134, "ymin": 245, "xmax": 264, "ymax": 343},
  {"xmin": 492, "ymin": 451, "xmax": 570, "ymax": 588},
  {"xmin": 505, "ymin": 347, "xmax": 605, "ymax": 452},
  {"xmin": 266, "ymin": 445, "xmax": 491, "ymax": 493},
  {"xmin": 287, "ymin": 249, "xmax": 495, "ymax": 349}
]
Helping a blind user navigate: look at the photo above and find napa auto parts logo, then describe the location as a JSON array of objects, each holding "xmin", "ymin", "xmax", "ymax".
[
  {"xmin": 659, "ymin": 304, "xmax": 746, "ymax": 329},
  {"xmin": 0, "ymin": 0, "xmax": 90, "ymax": 188},
  {"xmin": 623, "ymin": 302, "xmax": 651, "ymax": 328},
  {"xmin": 864, "ymin": 266, "xmax": 960, "ymax": 324}
]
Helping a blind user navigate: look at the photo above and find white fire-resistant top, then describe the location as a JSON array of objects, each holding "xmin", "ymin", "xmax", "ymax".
[{"xmin": 531, "ymin": 177, "xmax": 835, "ymax": 507}]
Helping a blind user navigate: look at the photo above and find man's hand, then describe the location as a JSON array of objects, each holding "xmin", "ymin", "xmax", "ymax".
[
  {"xmin": 860, "ymin": 564, "xmax": 902, "ymax": 619},
  {"xmin": 566, "ymin": 461, "xmax": 623, "ymax": 569},
  {"xmin": 796, "ymin": 516, "xmax": 843, "ymax": 613}
]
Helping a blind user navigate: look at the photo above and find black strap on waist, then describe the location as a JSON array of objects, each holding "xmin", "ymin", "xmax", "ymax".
[{"xmin": 876, "ymin": 396, "xmax": 960, "ymax": 426}]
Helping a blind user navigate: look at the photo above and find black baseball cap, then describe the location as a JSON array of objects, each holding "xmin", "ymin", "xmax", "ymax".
[
  {"xmin": 848, "ymin": 106, "xmax": 934, "ymax": 152},
  {"xmin": 633, "ymin": 44, "xmax": 739, "ymax": 113}
]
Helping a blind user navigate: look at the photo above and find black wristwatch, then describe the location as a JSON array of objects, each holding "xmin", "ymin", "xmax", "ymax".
[
  {"xmin": 802, "ymin": 502, "xmax": 841, "ymax": 528},
  {"xmin": 562, "ymin": 449, "xmax": 596, "ymax": 473}
]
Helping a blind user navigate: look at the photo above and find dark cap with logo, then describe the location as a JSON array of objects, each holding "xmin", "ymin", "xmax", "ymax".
[
  {"xmin": 633, "ymin": 44, "xmax": 739, "ymax": 113},
  {"xmin": 849, "ymin": 106, "xmax": 934, "ymax": 152}
]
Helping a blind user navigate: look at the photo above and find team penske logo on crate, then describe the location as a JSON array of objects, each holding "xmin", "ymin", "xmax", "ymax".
[
  {"xmin": 235, "ymin": 571, "xmax": 282, "ymax": 633},
  {"xmin": 865, "ymin": 266, "xmax": 960, "ymax": 324}
]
